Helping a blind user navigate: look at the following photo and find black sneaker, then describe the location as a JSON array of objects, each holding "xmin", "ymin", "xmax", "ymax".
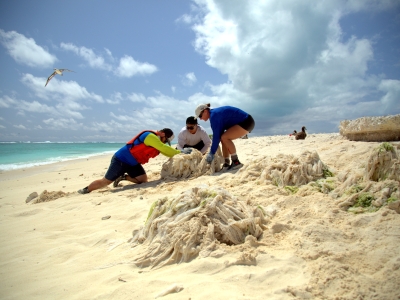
[
  {"xmin": 222, "ymin": 162, "xmax": 230, "ymax": 168},
  {"xmin": 227, "ymin": 160, "xmax": 243, "ymax": 170},
  {"xmin": 78, "ymin": 187, "xmax": 90, "ymax": 194},
  {"xmin": 113, "ymin": 174, "xmax": 126, "ymax": 187}
]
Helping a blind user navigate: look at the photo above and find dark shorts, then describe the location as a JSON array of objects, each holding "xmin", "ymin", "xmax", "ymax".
[
  {"xmin": 104, "ymin": 155, "xmax": 146, "ymax": 181},
  {"xmin": 183, "ymin": 140, "xmax": 205, "ymax": 151},
  {"xmin": 238, "ymin": 114, "xmax": 255, "ymax": 133}
]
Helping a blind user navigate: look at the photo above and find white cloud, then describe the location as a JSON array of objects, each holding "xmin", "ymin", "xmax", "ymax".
[
  {"xmin": 60, "ymin": 42, "xmax": 112, "ymax": 70},
  {"xmin": 13, "ymin": 124, "xmax": 27, "ymax": 130},
  {"xmin": 43, "ymin": 118, "xmax": 82, "ymax": 130},
  {"xmin": 106, "ymin": 92, "xmax": 124, "ymax": 105},
  {"xmin": 0, "ymin": 29, "xmax": 57, "ymax": 68},
  {"xmin": 185, "ymin": 0, "xmax": 400, "ymax": 134},
  {"xmin": 115, "ymin": 55, "xmax": 158, "ymax": 77},
  {"xmin": 182, "ymin": 72, "xmax": 197, "ymax": 86},
  {"xmin": 60, "ymin": 42, "xmax": 158, "ymax": 78},
  {"xmin": 127, "ymin": 92, "xmax": 147, "ymax": 103},
  {"xmin": 378, "ymin": 79, "xmax": 400, "ymax": 114},
  {"xmin": 0, "ymin": 95, "xmax": 18, "ymax": 108},
  {"xmin": 21, "ymin": 73, "xmax": 104, "ymax": 104}
]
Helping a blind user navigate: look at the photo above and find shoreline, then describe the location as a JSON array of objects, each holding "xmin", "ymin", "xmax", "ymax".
[{"xmin": 0, "ymin": 153, "xmax": 114, "ymax": 182}]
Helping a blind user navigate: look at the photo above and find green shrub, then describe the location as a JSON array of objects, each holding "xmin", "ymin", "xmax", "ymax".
[
  {"xmin": 354, "ymin": 192, "xmax": 374, "ymax": 207},
  {"xmin": 284, "ymin": 186, "xmax": 299, "ymax": 194}
]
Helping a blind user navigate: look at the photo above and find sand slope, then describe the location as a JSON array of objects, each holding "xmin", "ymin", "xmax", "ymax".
[{"xmin": 0, "ymin": 133, "xmax": 399, "ymax": 300}]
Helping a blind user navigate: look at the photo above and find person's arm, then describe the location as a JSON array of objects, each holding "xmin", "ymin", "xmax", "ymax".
[
  {"xmin": 199, "ymin": 127, "xmax": 212, "ymax": 154},
  {"xmin": 143, "ymin": 133, "xmax": 181, "ymax": 157},
  {"xmin": 176, "ymin": 130, "xmax": 186, "ymax": 151},
  {"xmin": 210, "ymin": 116, "xmax": 223, "ymax": 154}
]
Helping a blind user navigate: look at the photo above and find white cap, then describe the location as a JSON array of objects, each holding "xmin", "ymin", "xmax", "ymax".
[
  {"xmin": 195, "ymin": 104, "xmax": 209, "ymax": 119},
  {"xmin": 167, "ymin": 134, "xmax": 174, "ymax": 145}
]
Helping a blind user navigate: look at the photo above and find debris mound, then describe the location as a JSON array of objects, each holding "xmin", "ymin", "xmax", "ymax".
[
  {"xmin": 339, "ymin": 114, "xmax": 400, "ymax": 142},
  {"xmin": 364, "ymin": 142, "xmax": 400, "ymax": 182},
  {"xmin": 130, "ymin": 185, "xmax": 268, "ymax": 269},
  {"xmin": 31, "ymin": 190, "xmax": 69, "ymax": 204},
  {"xmin": 335, "ymin": 143, "xmax": 400, "ymax": 213},
  {"xmin": 161, "ymin": 147, "xmax": 224, "ymax": 179},
  {"xmin": 237, "ymin": 150, "xmax": 331, "ymax": 187}
]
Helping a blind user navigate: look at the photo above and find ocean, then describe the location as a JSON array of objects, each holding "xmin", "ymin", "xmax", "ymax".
[{"xmin": 0, "ymin": 142, "xmax": 125, "ymax": 171}]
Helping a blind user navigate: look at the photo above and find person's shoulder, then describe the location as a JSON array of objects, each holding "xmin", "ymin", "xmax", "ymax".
[
  {"xmin": 198, "ymin": 125, "xmax": 208, "ymax": 132},
  {"xmin": 178, "ymin": 126, "xmax": 187, "ymax": 134}
]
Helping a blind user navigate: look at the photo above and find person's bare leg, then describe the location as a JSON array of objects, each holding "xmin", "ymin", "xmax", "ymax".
[
  {"xmin": 87, "ymin": 177, "xmax": 112, "ymax": 192},
  {"xmin": 220, "ymin": 125, "xmax": 248, "ymax": 154},
  {"xmin": 221, "ymin": 143, "xmax": 230, "ymax": 158},
  {"xmin": 126, "ymin": 174, "xmax": 148, "ymax": 184}
]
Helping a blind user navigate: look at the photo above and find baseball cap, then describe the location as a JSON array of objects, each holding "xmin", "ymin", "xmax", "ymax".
[{"xmin": 195, "ymin": 103, "xmax": 209, "ymax": 119}]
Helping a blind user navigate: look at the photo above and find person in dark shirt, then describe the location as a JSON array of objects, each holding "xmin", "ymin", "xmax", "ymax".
[{"xmin": 194, "ymin": 103, "xmax": 255, "ymax": 170}]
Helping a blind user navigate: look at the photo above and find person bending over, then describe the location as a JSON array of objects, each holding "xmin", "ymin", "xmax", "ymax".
[
  {"xmin": 176, "ymin": 116, "xmax": 211, "ymax": 155},
  {"xmin": 195, "ymin": 104, "xmax": 255, "ymax": 170},
  {"xmin": 77, "ymin": 128, "xmax": 192, "ymax": 194}
]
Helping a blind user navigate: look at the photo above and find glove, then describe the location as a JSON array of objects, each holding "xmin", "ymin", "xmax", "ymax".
[
  {"xmin": 206, "ymin": 152, "xmax": 214, "ymax": 164},
  {"xmin": 181, "ymin": 148, "xmax": 193, "ymax": 154}
]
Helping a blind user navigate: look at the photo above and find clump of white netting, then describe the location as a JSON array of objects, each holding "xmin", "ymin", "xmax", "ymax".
[
  {"xmin": 236, "ymin": 150, "xmax": 331, "ymax": 187},
  {"xmin": 161, "ymin": 147, "xmax": 225, "ymax": 179},
  {"xmin": 130, "ymin": 185, "xmax": 268, "ymax": 269},
  {"xmin": 335, "ymin": 142, "xmax": 400, "ymax": 212},
  {"xmin": 339, "ymin": 114, "xmax": 400, "ymax": 142}
]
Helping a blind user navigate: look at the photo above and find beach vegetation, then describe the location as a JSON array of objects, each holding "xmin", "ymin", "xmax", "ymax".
[
  {"xmin": 272, "ymin": 177, "xmax": 281, "ymax": 186},
  {"xmin": 387, "ymin": 196, "xmax": 398, "ymax": 203},
  {"xmin": 145, "ymin": 197, "xmax": 169, "ymax": 223},
  {"xmin": 312, "ymin": 178, "xmax": 336, "ymax": 193},
  {"xmin": 284, "ymin": 185, "xmax": 298, "ymax": 194},
  {"xmin": 199, "ymin": 190, "xmax": 217, "ymax": 199},
  {"xmin": 257, "ymin": 205, "xmax": 266, "ymax": 216},
  {"xmin": 145, "ymin": 200, "xmax": 158, "ymax": 223},
  {"xmin": 378, "ymin": 142, "xmax": 393, "ymax": 153},
  {"xmin": 354, "ymin": 192, "xmax": 374, "ymax": 208},
  {"xmin": 344, "ymin": 184, "xmax": 364, "ymax": 195},
  {"xmin": 323, "ymin": 168, "xmax": 334, "ymax": 178},
  {"xmin": 348, "ymin": 192, "xmax": 379, "ymax": 214}
]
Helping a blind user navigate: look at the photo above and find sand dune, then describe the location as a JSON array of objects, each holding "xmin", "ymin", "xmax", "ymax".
[{"xmin": 0, "ymin": 133, "xmax": 399, "ymax": 300}]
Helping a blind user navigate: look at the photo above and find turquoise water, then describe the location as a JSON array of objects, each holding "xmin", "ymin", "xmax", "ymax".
[{"xmin": 0, "ymin": 142, "xmax": 125, "ymax": 171}]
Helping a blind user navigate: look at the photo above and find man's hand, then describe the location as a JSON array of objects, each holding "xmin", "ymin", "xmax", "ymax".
[
  {"xmin": 206, "ymin": 152, "xmax": 214, "ymax": 164},
  {"xmin": 181, "ymin": 148, "xmax": 193, "ymax": 154}
]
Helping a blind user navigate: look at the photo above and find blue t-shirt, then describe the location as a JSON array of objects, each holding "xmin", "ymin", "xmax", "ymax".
[
  {"xmin": 209, "ymin": 106, "xmax": 248, "ymax": 154},
  {"xmin": 114, "ymin": 132, "xmax": 152, "ymax": 165}
]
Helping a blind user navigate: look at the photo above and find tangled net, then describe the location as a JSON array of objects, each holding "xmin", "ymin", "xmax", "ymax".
[
  {"xmin": 236, "ymin": 150, "xmax": 331, "ymax": 187},
  {"xmin": 130, "ymin": 185, "xmax": 268, "ymax": 269},
  {"xmin": 29, "ymin": 190, "xmax": 69, "ymax": 204},
  {"xmin": 161, "ymin": 147, "xmax": 225, "ymax": 179},
  {"xmin": 339, "ymin": 114, "xmax": 400, "ymax": 142},
  {"xmin": 335, "ymin": 143, "xmax": 400, "ymax": 212}
]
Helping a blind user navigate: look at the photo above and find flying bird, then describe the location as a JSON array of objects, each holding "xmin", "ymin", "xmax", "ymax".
[{"xmin": 45, "ymin": 68, "xmax": 75, "ymax": 87}]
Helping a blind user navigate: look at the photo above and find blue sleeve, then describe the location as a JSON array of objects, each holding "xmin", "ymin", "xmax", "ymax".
[{"xmin": 210, "ymin": 113, "xmax": 224, "ymax": 154}]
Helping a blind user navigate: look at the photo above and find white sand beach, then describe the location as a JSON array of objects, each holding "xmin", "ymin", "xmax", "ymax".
[{"xmin": 0, "ymin": 133, "xmax": 399, "ymax": 300}]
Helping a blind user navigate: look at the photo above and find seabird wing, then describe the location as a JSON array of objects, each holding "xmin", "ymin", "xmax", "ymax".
[
  {"xmin": 60, "ymin": 69, "xmax": 75, "ymax": 73},
  {"xmin": 45, "ymin": 71, "xmax": 57, "ymax": 87}
]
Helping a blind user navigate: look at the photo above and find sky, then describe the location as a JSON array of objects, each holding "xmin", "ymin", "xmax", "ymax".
[{"xmin": 0, "ymin": 0, "xmax": 399, "ymax": 142}]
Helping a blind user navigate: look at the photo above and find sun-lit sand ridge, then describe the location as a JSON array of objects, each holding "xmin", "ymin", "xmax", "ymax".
[{"xmin": 0, "ymin": 116, "xmax": 399, "ymax": 299}]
